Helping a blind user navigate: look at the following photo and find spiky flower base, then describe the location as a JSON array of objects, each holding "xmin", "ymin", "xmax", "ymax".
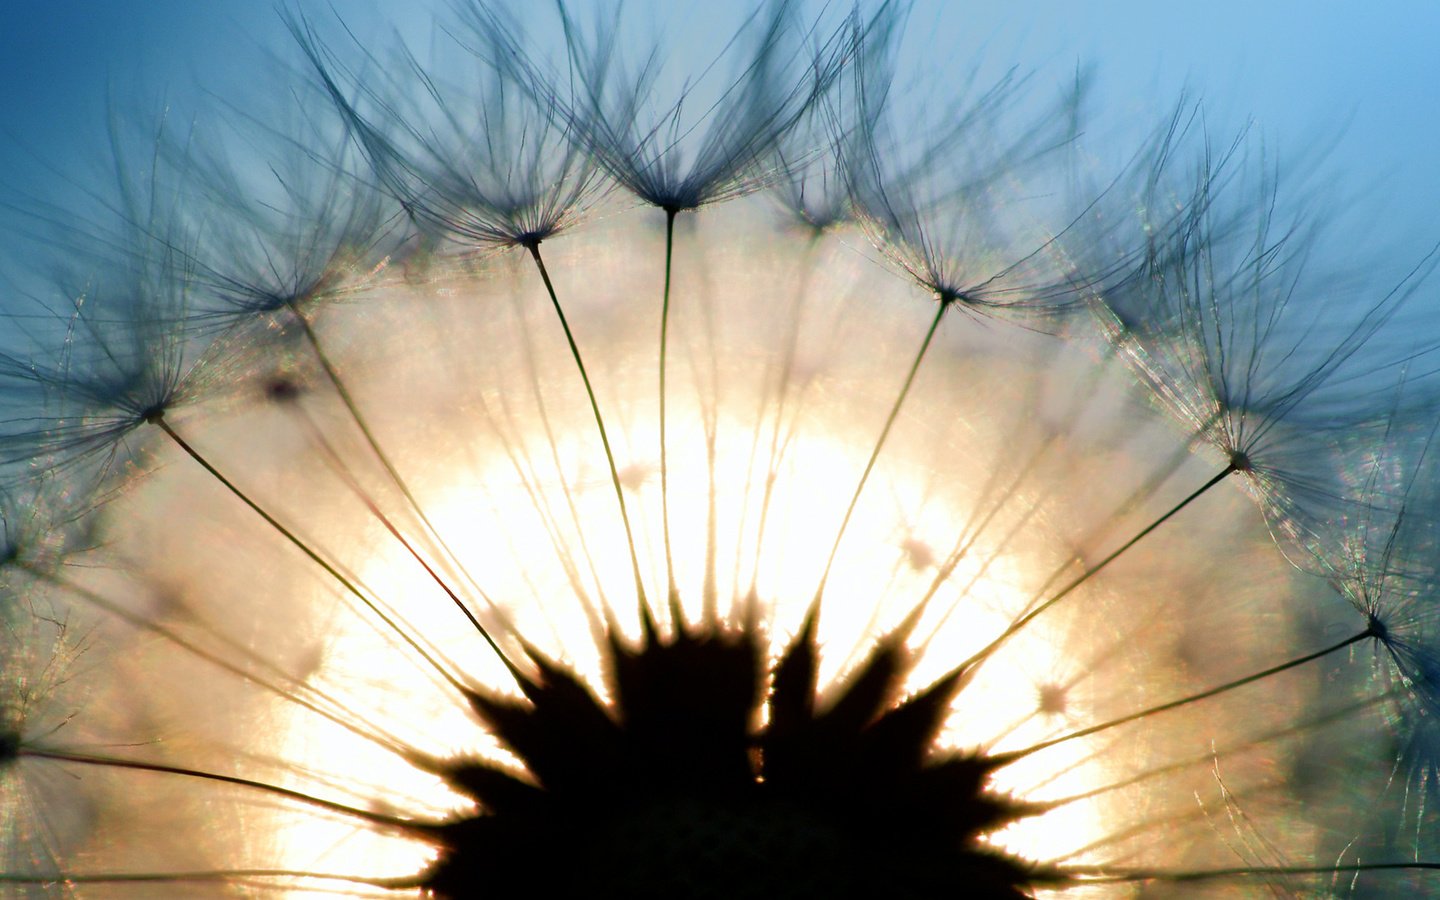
[{"xmin": 428, "ymin": 610, "xmax": 1041, "ymax": 898}]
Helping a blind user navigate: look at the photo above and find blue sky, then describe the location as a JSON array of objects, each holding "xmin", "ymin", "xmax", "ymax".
[{"xmin": 2, "ymin": 1, "xmax": 1436, "ymax": 262}]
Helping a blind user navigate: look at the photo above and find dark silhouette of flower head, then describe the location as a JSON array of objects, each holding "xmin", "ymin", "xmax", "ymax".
[{"xmin": 423, "ymin": 611, "xmax": 1045, "ymax": 898}]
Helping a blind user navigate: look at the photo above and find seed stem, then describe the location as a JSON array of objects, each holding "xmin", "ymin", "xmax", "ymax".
[
  {"xmin": 965, "ymin": 462, "xmax": 1238, "ymax": 670},
  {"xmin": 22, "ymin": 748, "xmax": 429, "ymax": 832},
  {"xmin": 0, "ymin": 871, "xmax": 415, "ymax": 889},
  {"xmin": 148, "ymin": 414, "xmax": 514, "ymax": 691},
  {"xmin": 21, "ymin": 561, "xmax": 410, "ymax": 757},
  {"xmin": 292, "ymin": 310, "xmax": 484, "ymax": 611},
  {"xmin": 1043, "ymin": 689, "xmax": 1393, "ymax": 810},
  {"xmin": 994, "ymin": 627, "xmax": 1373, "ymax": 764},
  {"xmin": 743, "ymin": 231, "xmax": 822, "ymax": 597},
  {"xmin": 527, "ymin": 241, "xmax": 650, "ymax": 620},
  {"xmin": 293, "ymin": 408, "xmax": 516, "ymax": 652},
  {"xmin": 1071, "ymin": 862, "xmax": 1440, "ymax": 886},
  {"xmin": 811, "ymin": 301, "xmax": 947, "ymax": 613},
  {"xmin": 659, "ymin": 206, "xmax": 680, "ymax": 620}
]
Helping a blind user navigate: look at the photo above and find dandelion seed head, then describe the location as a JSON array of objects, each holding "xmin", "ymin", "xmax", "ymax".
[
  {"xmin": 2, "ymin": 1, "xmax": 1440, "ymax": 897},
  {"xmin": 28, "ymin": 192, "xmax": 1331, "ymax": 895}
]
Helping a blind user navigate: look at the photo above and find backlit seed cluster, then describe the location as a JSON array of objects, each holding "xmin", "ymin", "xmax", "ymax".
[{"xmin": 2, "ymin": 3, "xmax": 1439, "ymax": 897}]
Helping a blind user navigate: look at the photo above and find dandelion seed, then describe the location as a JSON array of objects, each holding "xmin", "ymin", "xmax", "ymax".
[
  {"xmin": 3, "ymin": 2, "xmax": 1440, "ymax": 899},
  {"xmin": 1089, "ymin": 112, "xmax": 1440, "ymax": 553},
  {"xmin": 0, "ymin": 166, "xmax": 201, "ymax": 485},
  {"xmin": 291, "ymin": 5, "xmax": 595, "ymax": 252}
]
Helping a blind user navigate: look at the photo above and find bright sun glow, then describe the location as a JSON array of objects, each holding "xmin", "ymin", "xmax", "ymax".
[
  {"xmin": 250, "ymin": 227, "xmax": 1149, "ymax": 887},
  {"xmin": 9, "ymin": 194, "xmax": 1324, "ymax": 898},
  {"xmin": 271, "ymin": 422, "xmax": 1112, "ymax": 889}
]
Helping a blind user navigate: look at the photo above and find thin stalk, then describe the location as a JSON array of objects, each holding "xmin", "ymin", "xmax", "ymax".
[
  {"xmin": 0, "ymin": 871, "xmax": 413, "ymax": 890},
  {"xmin": 912, "ymin": 433, "xmax": 1059, "ymax": 653},
  {"xmin": 148, "ymin": 414, "xmax": 515, "ymax": 691},
  {"xmin": 293, "ymin": 407, "xmax": 508, "ymax": 652},
  {"xmin": 22, "ymin": 562, "xmax": 411, "ymax": 757},
  {"xmin": 292, "ymin": 310, "xmax": 485, "ymax": 614},
  {"xmin": 964, "ymin": 462, "xmax": 1238, "ymax": 671},
  {"xmin": 505, "ymin": 277, "xmax": 609, "ymax": 633},
  {"xmin": 811, "ymin": 301, "xmax": 947, "ymax": 610},
  {"xmin": 1058, "ymin": 778, "xmax": 1289, "ymax": 861},
  {"xmin": 742, "ymin": 231, "xmax": 821, "ymax": 598},
  {"xmin": 527, "ymin": 240, "xmax": 650, "ymax": 619},
  {"xmin": 22, "ymin": 748, "xmax": 428, "ymax": 831},
  {"xmin": 993, "ymin": 628, "xmax": 1373, "ymax": 764},
  {"xmin": 1072, "ymin": 863, "xmax": 1440, "ymax": 886},
  {"xmin": 702, "ymin": 420, "xmax": 720, "ymax": 622},
  {"xmin": 1044, "ymin": 690, "xmax": 1392, "ymax": 810},
  {"xmin": 659, "ymin": 206, "xmax": 680, "ymax": 618},
  {"xmin": 681, "ymin": 232, "xmax": 724, "ymax": 626}
]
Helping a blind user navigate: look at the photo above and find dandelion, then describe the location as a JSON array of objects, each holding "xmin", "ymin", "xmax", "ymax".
[{"xmin": 2, "ymin": 2, "xmax": 1440, "ymax": 898}]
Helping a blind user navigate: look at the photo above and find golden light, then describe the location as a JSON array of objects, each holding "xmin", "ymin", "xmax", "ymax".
[
  {"xmin": 17, "ymin": 185, "xmax": 1321, "ymax": 900},
  {"xmin": 102, "ymin": 203, "xmax": 1284, "ymax": 892}
]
